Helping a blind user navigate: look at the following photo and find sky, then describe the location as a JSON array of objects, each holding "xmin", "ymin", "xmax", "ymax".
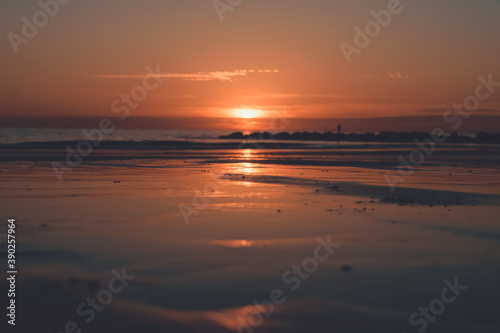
[{"xmin": 1, "ymin": 0, "xmax": 499, "ymax": 131}]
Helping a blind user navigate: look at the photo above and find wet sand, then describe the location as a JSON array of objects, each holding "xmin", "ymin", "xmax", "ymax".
[{"xmin": 1, "ymin": 144, "xmax": 499, "ymax": 332}]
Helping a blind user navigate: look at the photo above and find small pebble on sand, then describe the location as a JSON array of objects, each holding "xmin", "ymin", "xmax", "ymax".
[
  {"xmin": 341, "ymin": 265, "xmax": 352, "ymax": 272},
  {"xmin": 87, "ymin": 280, "xmax": 100, "ymax": 291}
]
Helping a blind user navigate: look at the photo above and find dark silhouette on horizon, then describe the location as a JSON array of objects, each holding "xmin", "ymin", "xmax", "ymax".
[{"xmin": 219, "ymin": 131, "xmax": 500, "ymax": 144}]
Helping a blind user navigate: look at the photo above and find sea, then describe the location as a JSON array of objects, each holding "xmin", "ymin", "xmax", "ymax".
[{"xmin": 0, "ymin": 128, "xmax": 229, "ymax": 144}]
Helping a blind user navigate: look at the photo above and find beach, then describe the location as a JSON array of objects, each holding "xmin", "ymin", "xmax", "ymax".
[{"xmin": 1, "ymin": 141, "xmax": 499, "ymax": 332}]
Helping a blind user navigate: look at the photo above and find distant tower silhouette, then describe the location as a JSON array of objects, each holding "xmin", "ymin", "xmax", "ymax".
[{"xmin": 337, "ymin": 123, "xmax": 342, "ymax": 134}]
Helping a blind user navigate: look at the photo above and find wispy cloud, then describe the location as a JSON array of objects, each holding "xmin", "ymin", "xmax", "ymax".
[
  {"xmin": 91, "ymin": 69, "xmax": 279, "ymax": 82},
  {"xmin": 387, "ymin": 72, "xmax": 410, "ymax": 79}
]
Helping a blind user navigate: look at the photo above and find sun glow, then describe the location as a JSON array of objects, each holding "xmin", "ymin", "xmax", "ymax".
[{"xmin": 235, "ymin": 108, "xmax": 259, "ymax": 119}]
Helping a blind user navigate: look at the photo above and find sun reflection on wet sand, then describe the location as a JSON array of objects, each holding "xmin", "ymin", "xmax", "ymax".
[
  {"xmin": 213, "ymin": 239, "xmax": 256, "ymax": 248},
  {"xmin": 212, "ymin": 238, "xmax": 319, "ymax": 249},
  {"xmin": 110, "ymin": 299, "xmax": 276, "ymax": 332},
  {"xmin": 241, "ymin": 162, "xmax": 255, "ymax": 173}
]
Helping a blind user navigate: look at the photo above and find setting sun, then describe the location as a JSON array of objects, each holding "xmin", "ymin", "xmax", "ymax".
[{"xmin": 235, "ymin": 108, "xmax": 259, "ymax": 119}]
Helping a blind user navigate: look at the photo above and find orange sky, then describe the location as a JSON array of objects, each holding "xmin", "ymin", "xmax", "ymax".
[{"xmin": 1, "ymin": 0, "xmax": 499, "ymax": 130}]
